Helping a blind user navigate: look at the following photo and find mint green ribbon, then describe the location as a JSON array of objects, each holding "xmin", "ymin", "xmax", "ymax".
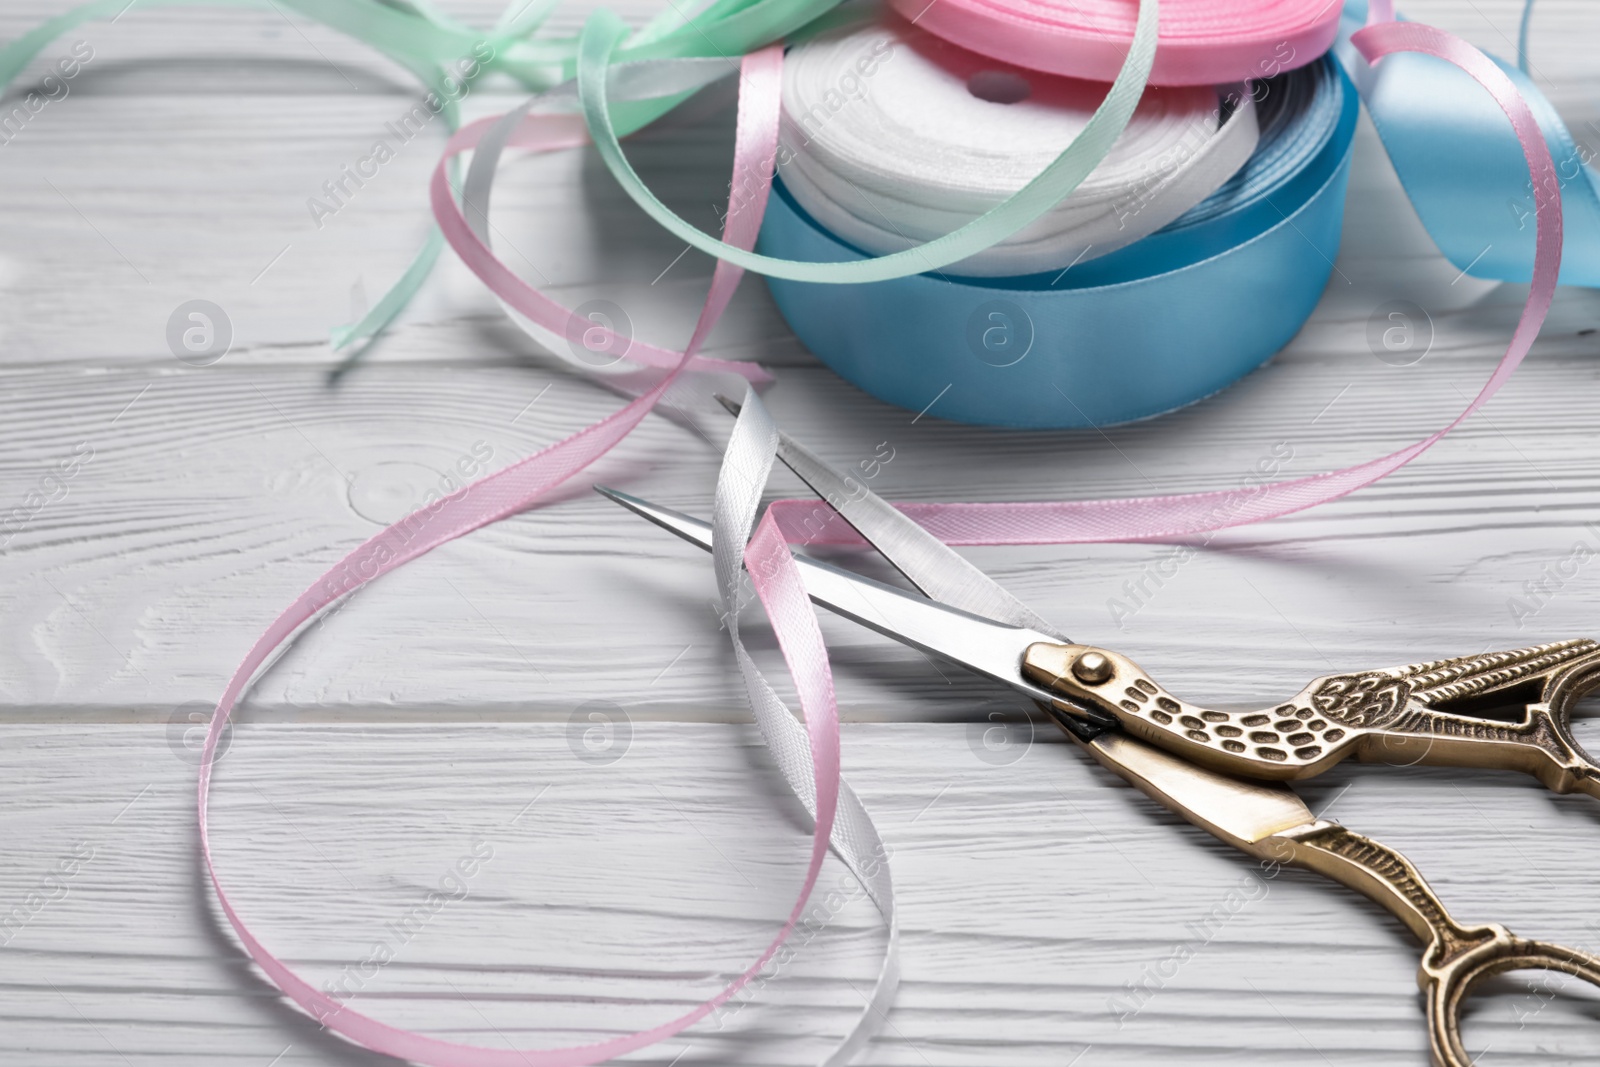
[
  {"xmin": 0, "ymin": 0, "xmax": 850, "ymax": 352},
  {"xmin": 575, "ymin": 0, "xmax": 1162, "ymax": 283},
  {"xmin": 5, "ymin": 0, "xmax": 1160, "ymax": 338}
]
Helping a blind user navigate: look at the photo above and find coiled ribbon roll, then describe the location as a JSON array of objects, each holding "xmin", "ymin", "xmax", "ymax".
[
  {"xmin": 762, "ymin": 53, "xmax": 1355, "ymax": 427},
  {"xmin": 889, "ymin": 0, "xmax": 1341, "ymax": 86},
  {"xmin": 777, "ymin": 17, "xmax": 1260, "ymax": 276}
]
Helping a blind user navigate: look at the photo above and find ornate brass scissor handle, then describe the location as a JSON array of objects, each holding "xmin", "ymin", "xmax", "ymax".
[
  {"xmin": 1026, "ymin": 638, "xmax": 1600, "ymax": 793},
  {"xmin": 1080, "ymin": 727, "xmax": 1600, "ymax": 1067},
  {"xmin": 1262, "ymin": 823, "xmax": 1600, "ymax": 1067}
]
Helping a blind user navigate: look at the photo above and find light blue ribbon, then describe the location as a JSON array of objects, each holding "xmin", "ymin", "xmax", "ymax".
[{"xmin": 1344, "ymin": 0, "xmax": 1600, "ymax": 285}]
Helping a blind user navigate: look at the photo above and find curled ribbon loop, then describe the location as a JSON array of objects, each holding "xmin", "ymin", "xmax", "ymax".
[
  {"xmin": 1346, "ymin": 0, "xmax": 1600, "ymax": 285},
  {"xmin": 198, "ymin": 45, "xmax": 896, "ymax": 1067}
]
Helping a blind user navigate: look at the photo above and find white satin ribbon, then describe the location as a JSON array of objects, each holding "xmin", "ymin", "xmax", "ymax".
[
  {"xmin": 462, "ymin": 78, "xmax": 902, "ymax": 1066},
  {"xmin": 713, "ymin": 390, "xmax": 901, "ymax": 1065},
  {"xmin": 777, "ymin": 18, "xmax": 1260, "ymax": 276}
]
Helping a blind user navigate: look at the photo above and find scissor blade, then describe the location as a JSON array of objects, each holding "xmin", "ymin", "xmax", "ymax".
[
  {"xmin": 596, "ymin": 486, "xmax": 1078, "ymax": 710},
  {"xmin": 712, "ymin": 395, "xmax": 1066, "ymax": 639},
  {"xmin": 600, "ymin": 486, "xmax": 1315, "ymax": 842},
  {"xmin": 1081, "ymin": 732, "xmax": 1317, "ymax": 848}
]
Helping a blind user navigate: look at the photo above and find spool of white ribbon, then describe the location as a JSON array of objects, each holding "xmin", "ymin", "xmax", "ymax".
[{"xmin": 777, "ymin": 18, "xmax": 1260, "ymax": 277}]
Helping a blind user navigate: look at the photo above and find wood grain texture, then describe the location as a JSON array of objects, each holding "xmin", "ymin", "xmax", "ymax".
[
  {"xmin": 4, "ymin": 724, "xmax": 1600, "ymax": 1067},
  {"xmin": 0, "ymin": 1, "xmax": 1598, "ymax": 719},
  {"xmin": 3, "ymin": 1, "xmax": 1600, "ymax": 1064},
  {"xmin": 3, "ymin": 124, "xmax": 1600, "ymax": 717}
]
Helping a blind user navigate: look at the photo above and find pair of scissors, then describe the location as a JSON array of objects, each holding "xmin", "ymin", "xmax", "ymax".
[{"xmin": 598, "ymin": 401, "xmax": 1600, "ymax": 1067}]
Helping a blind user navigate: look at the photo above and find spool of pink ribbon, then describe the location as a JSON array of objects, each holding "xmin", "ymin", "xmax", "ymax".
[{"xmin": 887, "ymin": 0, "xmax": 1341, "ymax": 85}]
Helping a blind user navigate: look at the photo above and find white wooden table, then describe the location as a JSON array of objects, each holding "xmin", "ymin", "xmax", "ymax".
[{"xmin": 4, "ymin": 2, "xmax": 1600, "ymax": 1063}]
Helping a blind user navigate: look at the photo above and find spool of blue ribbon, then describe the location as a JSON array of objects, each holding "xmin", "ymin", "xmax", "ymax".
[{"xmin": 759, "ymin": 56, "xmax": 1357, "ymax": 428}]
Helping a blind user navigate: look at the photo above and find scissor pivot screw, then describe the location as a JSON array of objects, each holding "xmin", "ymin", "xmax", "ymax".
[{"xmin": 1071, "ymin": 651, "xmax": 1114, "ymax": 685}]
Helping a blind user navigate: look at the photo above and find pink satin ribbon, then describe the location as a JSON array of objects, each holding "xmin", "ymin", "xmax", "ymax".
[
  {"xmin": 198, "ymin": 47, "xmax": 841, "ymax": 1067},
  {"xmin": 886, "ymin": 0, "xmax": 1342, "ymax": 87},
  {"xmin": 430, "ymin": 112, "xmax": 771, "ymax": 384},
  {"xmin": 200, "ymin": 11, "xmax": 1562, "ymax": 1067}
]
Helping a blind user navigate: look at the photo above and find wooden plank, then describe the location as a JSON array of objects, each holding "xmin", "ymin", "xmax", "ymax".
[
  {"xmin": 1, "ymin": 97, "xmax": 1598, "ymax": 719},
  {"xmin": 4, "ymin": 327, "xmax": 1600, "ymax": 718},
  {"xmin": 3, "ymin": 723, "xmax": 1598, "ymax": 1065},
  {"xmin": 2, "ymin": 2, "xmax": 1600, "ymax": 1065}
]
